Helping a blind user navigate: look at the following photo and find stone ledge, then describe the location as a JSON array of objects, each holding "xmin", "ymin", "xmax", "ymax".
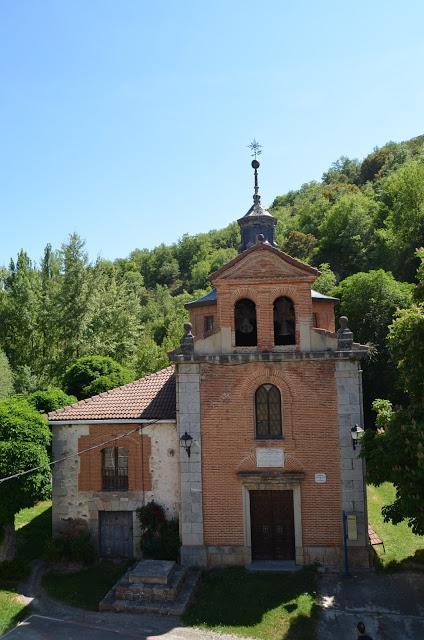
[{"xmin": 171, "ymin": 350, "xmax": 368, "ymax": 363}]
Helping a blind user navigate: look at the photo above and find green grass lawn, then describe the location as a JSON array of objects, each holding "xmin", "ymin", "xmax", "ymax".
[
  {"xmin": 183, "ymin": 566, "xmax": 319, "ymax": 640},
  {"xmin": 0, "ymin": 500, "xmax": 52, "ymax": 634},
  {"xmin": 42, "ymin": 560, "xmax": 130, "ymax": 610},
  {"xmin": 367, "ymin": 483, "xmax": 424, "ymax": 569}
]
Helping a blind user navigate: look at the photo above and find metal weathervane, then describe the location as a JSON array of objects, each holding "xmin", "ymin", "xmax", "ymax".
[
  {"xmin": 248, "ymin": 139, "xmax": 262, "ymax": 160},
  {"xmin": 248, "ymin": 140, "xmax": 262, "ymax": 203}
]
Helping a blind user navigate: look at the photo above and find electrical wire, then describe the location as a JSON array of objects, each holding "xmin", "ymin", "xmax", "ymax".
[{"xmin": 0, "ymin": 419, "xmax": 160, "ymax": 485}]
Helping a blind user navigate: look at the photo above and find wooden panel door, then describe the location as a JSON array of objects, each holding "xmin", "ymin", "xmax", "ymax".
[
  {"xmin": 99, "ymin": 511, "xmax": 133, "ymax": 558},
  {"xmin": 250, "ymin": 490, "xmax": 295, "ymax": 561}
]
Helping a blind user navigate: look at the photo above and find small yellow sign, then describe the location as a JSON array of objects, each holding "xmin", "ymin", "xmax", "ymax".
[{"xmin": 347, "ymin": 514, "xmax": 358, "ymax": 540}]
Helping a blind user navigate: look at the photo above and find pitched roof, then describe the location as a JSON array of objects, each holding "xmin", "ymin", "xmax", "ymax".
[
  {"xmin": 311, "ymin": 289, "xmax": 339, "ymax": 302},
  {"xmin": 48, "ymin": 366, "xmax": 176, "ymax": 423},
  {"xmin": 209, "ymin": 242, "xmax": 320, "ymax": 281}
]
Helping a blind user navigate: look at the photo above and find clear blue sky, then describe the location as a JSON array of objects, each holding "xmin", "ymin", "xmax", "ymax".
[{"xmin": 1, "ymin": 0, "xmax": 423, "ymax": 264}]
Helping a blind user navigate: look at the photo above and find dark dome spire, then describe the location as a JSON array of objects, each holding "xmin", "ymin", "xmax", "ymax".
[{"xmin": 237, "ymin": 157, "xmax": 278, "ymax": 253}]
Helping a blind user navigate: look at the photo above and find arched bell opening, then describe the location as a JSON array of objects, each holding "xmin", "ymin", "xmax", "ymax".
[
  {"xmin": 274, "ymin": 296, "xmax": 296, "ymax": 346},
  {"xmin": 235, "ymin": 298, "xmax": 257, "ymax": 346}
]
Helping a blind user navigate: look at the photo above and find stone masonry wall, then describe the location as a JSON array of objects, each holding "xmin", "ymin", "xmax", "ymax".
[
  {"xmin": 335, "ymin": 360, "xmax": 369, "ymax": 567},
  {"xmin": 176, "ymin": 362, "xmax": 207, "ymax": 566},
  {"xmin": 52, "ymin": 422, "xmax": 179, "ymax": 556}
]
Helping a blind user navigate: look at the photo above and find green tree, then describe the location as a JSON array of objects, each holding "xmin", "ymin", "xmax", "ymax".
[
  {"xmin": 0, "ymin": 348, "xmax": 14, "ymax": 399},
  {"xmin": 333, "ymin": 270, "xmax": 413, "ymax": 423},
  {"xmin": 313, "ymin": 263, "xmax": 337, "ymax": 295},
  {"xmin": 63, "ymin": 355, "xmax": 135, "ymax": 400},
  {"xmin": 58, "ymin": 234, "xmax": 92, "ymax": 373},
  {"xmin": 281, "ymin": 230, "xmax": 317, "ymax": 263},
  {"xmin": 0, "ymin": 398, "xmax": 51, "ymax": 561},
  {"xmin": 318, "ymin": 192, "xmax": 378, "ymax": 279},
  {"xmin": 83, "ymin": 260, "xmax": 142, "ymax": 366},
  {"xmin": 38, "ymin": 243, "xmax": 61, "ymax": 381},
  {"xmin": 134, "ymin": 336, "xmax": 169, "ymax": 379},
  {"xmin": 0, "ymin": 251, "xmax": 41, "ymax": 372},
  {"xmin": 322, "ymin": 156, "xmax": 360, "ymax": 185},
  {"xmin": 379, "ymin": 160, "xmax": 424, "ymax": 280},
  {"xmin": 27, "ymin": 388, "xmax": 77, "ymax": 414}
]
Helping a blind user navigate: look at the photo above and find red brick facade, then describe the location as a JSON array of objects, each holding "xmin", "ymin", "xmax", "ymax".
[
  {"xmin": 78, "ymin": 424, "xmax": 152, "ymax": 492},
  {"xmin": 200, "ymin": 360, "xmax": 342, "ymax": 548}
]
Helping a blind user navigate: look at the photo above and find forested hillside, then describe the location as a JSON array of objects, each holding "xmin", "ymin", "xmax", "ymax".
[{"xmin": 1, "ymin": 134, "xmax": 423, "ymax": 425}]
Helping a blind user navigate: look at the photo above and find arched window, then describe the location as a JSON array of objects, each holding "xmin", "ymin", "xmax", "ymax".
[
  {"xmin": 235, "ymin": 298, "xmax": 257, "ymax": 346},
  {"xmin": 274, "ymin": 296, "xmax": 296, "ymax": 345},
  {"xmin": 102, "ymin": 447, "xmax": 128, "ymax": 491},
  {"xmin": 255, "ymin": 384, "xmax": 282, "ymax": 438}
]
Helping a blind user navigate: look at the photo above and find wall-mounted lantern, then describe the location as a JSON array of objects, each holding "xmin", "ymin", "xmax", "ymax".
[
  {"xmin": 180, "ymin": 432, "xmax": 193, "ymax": 458},
  {"xmin": 351, "ymin": 424, "xmax": 364, "ymax": 450}
]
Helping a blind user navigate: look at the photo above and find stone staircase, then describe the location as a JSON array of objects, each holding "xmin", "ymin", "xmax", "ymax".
[{"xmin": 99, "ymin": 559, "xmax": 201, "ymax": 615}]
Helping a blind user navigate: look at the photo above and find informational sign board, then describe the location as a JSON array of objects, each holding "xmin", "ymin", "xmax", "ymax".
[
  {"xmin": 347, "ymin": 514, "xmax": 358, "ymax": 540},
  {"xmin": 256, "ymin": 448, "xmax": 284, "ymax": 468},
  {"xmin": 314, "ymin": 473, "xmax": 327, "ymax": 483}
]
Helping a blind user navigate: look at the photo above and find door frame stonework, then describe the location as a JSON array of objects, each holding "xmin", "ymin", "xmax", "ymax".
[{"xmin": 240, "ymin": 473, "xmax": 304, "ymax": 565}]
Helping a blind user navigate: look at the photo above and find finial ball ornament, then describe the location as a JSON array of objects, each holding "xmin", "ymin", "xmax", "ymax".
[
  {"xmin": 251, "ymin": 159, "xmax": 260, "ymax": 169},
  {"xmin": 339, "ymin": 316, "xmax": 349, "ymax": 330}
]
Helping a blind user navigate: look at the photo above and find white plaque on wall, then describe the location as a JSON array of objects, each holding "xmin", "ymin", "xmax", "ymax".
[
  {"xmin": 256, "ymin": 448, "xmax": 284, "ymax": 468},
  {"xmin": 315, "ymin": 473, "xmax": 327, "ymax": 484}
]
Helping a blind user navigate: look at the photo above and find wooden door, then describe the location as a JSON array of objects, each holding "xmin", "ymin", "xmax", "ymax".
[
  {"xmin": 250, "ymin": 490, "xmax": 295, "ymax": 561},
  {"xmin": 99, "ymin": 511, "xmax": 133, "ymax": 558}
]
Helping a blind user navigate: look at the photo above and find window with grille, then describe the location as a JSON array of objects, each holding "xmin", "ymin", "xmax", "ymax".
[
  {"xmin": 102, "ymin": 447, "xmax": 129, "ymax": 491},
  {"xmin": 255, "ymin": 384, "xmax": 282, "ymax": 438},
  {"xmin": 204, "ymin": 315, "xmax": 214, "ymax": 336}
]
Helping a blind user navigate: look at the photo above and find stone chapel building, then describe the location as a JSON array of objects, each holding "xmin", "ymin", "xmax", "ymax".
[{"xmin": 49, "ymin": 161, "xmax": 370, "ymax": 570}]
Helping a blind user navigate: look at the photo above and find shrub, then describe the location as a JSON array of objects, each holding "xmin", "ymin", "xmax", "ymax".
[
  {"xmin": 44, "ymin": 518, "xmax": 96, "ymax": 565},
  {"xmin": 63, "ymin": 356, "xmax": 134, "ymax": 400},
  {"xmin": 136, "ymin": 501, "xmax": 180, "ymax": 562},
  {"xmin": 27, "ymin": 388, "xmax": 77, "ymax": 414}
]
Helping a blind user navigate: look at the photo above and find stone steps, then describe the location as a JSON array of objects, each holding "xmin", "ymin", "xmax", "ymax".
[
  {"xmin": 99, "ymin": 559, "xmax": 201, "ymax": 616},
  {"xmin": 115, "ymin": 566, "xmax": 187, "ymax": 602}
]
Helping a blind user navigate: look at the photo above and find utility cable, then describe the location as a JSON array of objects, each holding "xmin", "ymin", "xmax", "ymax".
[{"xmin": 0, "ymin": 419, "xmax": 159, "ymax": 485}]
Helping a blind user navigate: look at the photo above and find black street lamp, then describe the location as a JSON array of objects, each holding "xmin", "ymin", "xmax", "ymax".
[
  {"xmin": 351, "ymin": 424, "xmax": 364, "ymax": 450},
  {"xmin": 180, "ymin": 432, "xmax": 193, "ymax": 458}
]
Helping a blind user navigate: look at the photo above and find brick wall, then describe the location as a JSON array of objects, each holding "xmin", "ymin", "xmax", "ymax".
[
  {"xmin": 312, "ymin": 300, "xmax": 336, "ymax": 332},
  {"xmin": 200, "ymin": 360, "xmax": 342, "ymax": 548},
  {"xmin": 189, "ymin": 304, "xmax": 218, "ymax": 340},
  {"xmin": 78, "ymin": 424, "xmax": 151, "ymax": 492},
  {"xmin": 214, "ymin": 279, "xmax": 314, "ymax": 351}
]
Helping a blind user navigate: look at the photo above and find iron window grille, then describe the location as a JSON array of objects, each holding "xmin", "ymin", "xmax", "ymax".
[
  {"xmin": 102, "ymin": 446, "xmax": 129, "ymax": 491},
  {"xmin": 255, "ymin": 384, "xmax": 282, "ymax": 438}
]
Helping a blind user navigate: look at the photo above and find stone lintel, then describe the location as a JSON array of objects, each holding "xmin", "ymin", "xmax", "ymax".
[{"xmin": 238, "ymin": 471, "xmax": 305, "ymax": 481}]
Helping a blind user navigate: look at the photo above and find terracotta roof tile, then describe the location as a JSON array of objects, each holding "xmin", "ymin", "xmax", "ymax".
[{"xmin": 48, "ymin": 366, "xmax": 176, "ymax": 422}]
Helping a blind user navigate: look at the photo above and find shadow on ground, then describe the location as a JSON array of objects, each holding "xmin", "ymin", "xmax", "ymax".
[
  {"xmin": 184, "ymin": 566, "xmax": 318, "ymax": 639},
  {"xmin": 372, "ymin": 547, "xmax": 424, "ymax": 573}
]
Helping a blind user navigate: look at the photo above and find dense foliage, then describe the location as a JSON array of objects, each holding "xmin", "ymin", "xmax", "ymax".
[
  {"xmin": 136, "ymin": 501, "xmax": 180, "ymax": 561},
  {"xmin": 27, "ymin": 388, "xmax": 77, "ymax": 414},
  {"xmin": 0, "ymin": 350, "xmax": 13, "ymax": 400},
  {"xmin": 63, "ymin": 355, "xmax": 134, "ymax": 400},
  {"xmin": 361, "ymin": 254, "xmax": 424, "ymax": 534},
  {"xmin": 0, "ymin": 398, "xmax": 51, "ymax": 559}
]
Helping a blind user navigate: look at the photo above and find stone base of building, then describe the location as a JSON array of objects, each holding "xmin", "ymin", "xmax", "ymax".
[
  {"xmin": 206, "ymin": 545, "xmax": 250, "ymax": 566},
  {"xmin": 180, "ymin": 545, "xmax": 208, "ymax": 567},
  {"xmin": 303, "ymin": 545, "xmax": 371, "ymax": 570}
]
